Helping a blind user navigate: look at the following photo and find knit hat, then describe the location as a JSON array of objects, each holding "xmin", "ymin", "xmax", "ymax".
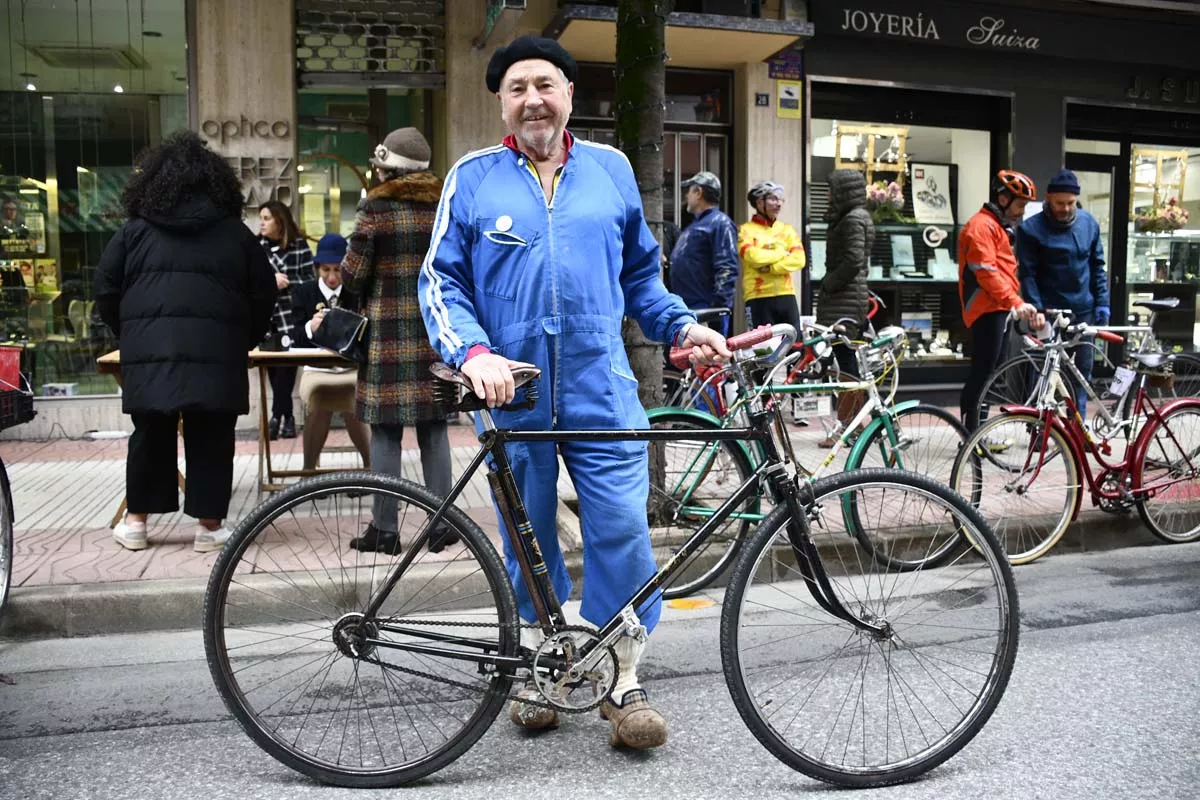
[
  {"xmin": 1046, "ymin": 168, "xmax": 1080, "ymax": 195},
  {"xmin": 370, "ymin": 127, "xmax": 431, "ymax": 172},
  {"xmin": 486, "ymin": 35, "xmax": 578, "ymax": 93},
  {"xmin": 313, "ymin": 233, "xmax": 347, "ymax": 265}
]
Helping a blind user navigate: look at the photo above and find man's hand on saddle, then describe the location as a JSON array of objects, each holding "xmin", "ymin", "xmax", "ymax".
[
  {"xmin": 680, "ymin": 323, "xmax": 733, "ymax": 366},
  {"xmin": 461, "ymin": 353, "xmax": 535, "ymax": 408}
]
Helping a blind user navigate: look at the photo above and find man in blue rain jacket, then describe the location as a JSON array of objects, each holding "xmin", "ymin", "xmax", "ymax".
[
  {"xmin": 1017, "ymin": 168, "xmax": 1109, "ymax": 415},
  {"xmin": 418, "ymin": 35, "xmax": 728, "ymax": 750}
]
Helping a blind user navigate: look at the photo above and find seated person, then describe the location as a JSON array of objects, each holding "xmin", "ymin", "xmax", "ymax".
[{"xmin": 292, "ymin": 233, "xmax": 370, "ymax": 471}]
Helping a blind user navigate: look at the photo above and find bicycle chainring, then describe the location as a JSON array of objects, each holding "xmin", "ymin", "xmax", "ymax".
[
  {"xmin": 531, "ymin": 626, "xmax": 618, "ymax": 713},
  {"xmin": 1097, "ymin": 471, "xmax": 1134, "ymax": 513}
]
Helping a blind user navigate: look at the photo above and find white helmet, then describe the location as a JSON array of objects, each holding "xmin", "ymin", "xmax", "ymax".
[{"xmin": 747, "ymin": 181, "xmax": 784, "ymax": 207}]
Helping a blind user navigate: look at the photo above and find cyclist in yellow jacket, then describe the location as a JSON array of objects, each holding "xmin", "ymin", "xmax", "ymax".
[{"xmin": 738, "ymin": 181, "xmax": 806, "ymax": 329}]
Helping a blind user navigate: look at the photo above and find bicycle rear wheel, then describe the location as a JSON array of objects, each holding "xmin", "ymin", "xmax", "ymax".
[
  {"xmin": 1135, "ymin": 404, "xmax": 1200, "ymax": 543},
  {"xmin": 648, "ymin": 412, "xmax": 760, "ymax": 599},
  {"xmin": 204, "ymin": 472, "xmax": 517, "ymax": 788},
  {"xmin": 0, "ymin": 470, "xmax": 12, "ymax": 614},
  {"xmin": 952, "ymin": 413, "xmax": 1082, "ymax": 564},
  {"xmin": 720, "ymin": 469, "xmax": 1019, "ymax": 788},
  {"xmin": 1118, "ymin": 352, "xmax": 1200, "ymax": 423}
]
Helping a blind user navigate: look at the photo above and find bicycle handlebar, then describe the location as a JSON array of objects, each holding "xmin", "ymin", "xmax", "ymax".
[{"xmin": 669, "ymin": 324, "xmax": 797, "ymax": 369}]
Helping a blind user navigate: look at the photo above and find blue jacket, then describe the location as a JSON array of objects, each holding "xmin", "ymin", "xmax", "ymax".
[
  {"xmin": 418, "ymin": 135, "xmax": 695, "ymax": 430},
  {"xmin": 669, "ymin": 206, "xmax": 740, "ymax": 312},
  {"xmin": 1016, "ymin": 208, "xmax": 1108, "ymax": 314}
]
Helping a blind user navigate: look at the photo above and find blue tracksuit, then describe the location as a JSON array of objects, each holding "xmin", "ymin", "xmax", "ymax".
[
  {"xmin": 669, "ymin": 206, "xmax": 740, "ymax": 320},
  {"xmin": 418, "ymin": 134, "xmax": 695, "ymax": 633},
  {"xmin": 1017, "ymin": 208, "xmax": 1109, "ymax": 415}
]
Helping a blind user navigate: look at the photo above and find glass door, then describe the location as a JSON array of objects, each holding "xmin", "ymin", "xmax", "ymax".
[{"xmin": 1065, "ymin": 152, "xmax": 1123, "ymax": 371}]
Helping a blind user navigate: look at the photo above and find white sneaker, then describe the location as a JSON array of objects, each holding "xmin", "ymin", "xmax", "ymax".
[
  {"xmin": 193, "ymin": 525, "xmax": 232, "ymax": 553},
  {"xmin": 112, "ymin": 520, "xmax": 148, "ymax": 551}
]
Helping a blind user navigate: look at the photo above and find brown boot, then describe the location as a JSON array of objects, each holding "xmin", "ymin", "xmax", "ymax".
[
  {"xmin": 599, "ymin": 688, "xmax": 667, "ymax": 749},
  {"xmin": 508, "ymin": 683, "xmax": 559, "ymax": 729}
]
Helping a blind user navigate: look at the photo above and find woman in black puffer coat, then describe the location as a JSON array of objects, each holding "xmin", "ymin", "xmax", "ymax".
[
  {"xmin": 94, "ymin": 130, "xmax": 277, "ymax": 553},
  {"xmin": 817, "ymin": 169, "xmax": 875, "ymax": 446}
]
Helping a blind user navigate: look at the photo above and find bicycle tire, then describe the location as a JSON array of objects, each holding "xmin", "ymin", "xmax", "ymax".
[
  {"xmin": 204, "ymin": 471, "xmax": 518, "ymax": 788},
  {"xmin": 1135, "ymin": 404, "xmax": 1200, "ymax": 544},
  {"xmin": 662, "ymin": 368, "xmax": 722, "ymax": 416},
  {"xmin": 977, "ymin": 351, "xmax": 1045, "ymax": 424},
  {"xmin": 952, "ymin": 413, "xmax": 1081, "ymax": 565},
  {"xmin": 720, "ymin": 469, "xmax": 1019, "ymax": 788},
  {"xmin": 1117, "ymin": 352, "xmax": 1200, "ymax": 424},
  {"xmin": 846, "ymin": 405, "xmax": 970, "ymax": 569},
  {"xmin": 0, "ymin": 476, "xmax": 11, "ymax": 614},
  {"xmin": 648, "ymin": 411, "xmax": 759, "ymax": 599}
]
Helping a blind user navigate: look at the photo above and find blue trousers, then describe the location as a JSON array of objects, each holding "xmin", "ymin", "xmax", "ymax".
[{"xmin": 494, "ymin": 437, "xmax": 662, "ymax": 634}]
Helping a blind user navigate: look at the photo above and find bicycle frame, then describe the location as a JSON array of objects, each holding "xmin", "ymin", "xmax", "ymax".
[{"xmin": 348, "ymin": 368, "xmax": 890, "ymax": 678}]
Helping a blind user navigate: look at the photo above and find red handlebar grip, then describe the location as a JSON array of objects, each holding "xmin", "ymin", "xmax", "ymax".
[
  {"xmin": 726, "ymin": 325, "xmax": 775, "ymax": 351},
  {"xmin": 1096, "ymin": 330, "xmax": 1124, "ymax": 344},
  {"xmin": 669, "ymin": 348, "xmax": 693, "ymax": 370}
]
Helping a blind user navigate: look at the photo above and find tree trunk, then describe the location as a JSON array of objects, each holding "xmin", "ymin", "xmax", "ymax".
[{"xmin": 616, "ymin": 0, "xmax": 673, "ymax": 522}]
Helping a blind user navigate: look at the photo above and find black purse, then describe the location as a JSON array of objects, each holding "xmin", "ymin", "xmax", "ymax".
[{"xmin": 311, "ymin": 306, "xmax": 369, "ymax": 364}]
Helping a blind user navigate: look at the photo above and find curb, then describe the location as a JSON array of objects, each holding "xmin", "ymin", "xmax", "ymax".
[{"xmin": 0, "ymin": 508, "xmax": 1161, "ymax": 640}]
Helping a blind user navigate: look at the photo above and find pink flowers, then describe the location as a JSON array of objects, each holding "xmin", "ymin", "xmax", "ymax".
[
  {"xmin": 866, "ymin": 180, "xmax": 904, "ymax": 211},
  {"xmin": 1135, "ymin": 197, "xmax": 1190, "ymax": 233}
]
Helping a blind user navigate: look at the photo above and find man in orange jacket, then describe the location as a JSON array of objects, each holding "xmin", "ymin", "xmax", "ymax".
[
  {"xmin": 958, "ymin": 170, "xmax": 1043, "ymax": 431},
  {"xmin": 738, "ymin": 181, "xmax": 806, "ymax": 328}
]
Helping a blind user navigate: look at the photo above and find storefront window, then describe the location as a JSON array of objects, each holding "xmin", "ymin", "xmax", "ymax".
[
  {"xmin": 0, "ymin": 0, "xmax": 187, "ymax": 396},
  {"xmin": 808, "ymin": 119, "xmax": 992, "ymax": 363},
  {"xmin": 1126, "ymin": 145, "xmax": 1200, "ymax": 349}
]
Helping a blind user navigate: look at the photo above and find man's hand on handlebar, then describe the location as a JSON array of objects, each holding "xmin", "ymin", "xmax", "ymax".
[
  {"xmin": 460, "ymin": 353, "xmax": 529, "ymax": 408},
  {"xmin": 680, "ymin": 323, "xmax": 733, "ymax": 366},
  {"xmin": 1013, "ymin": 302, "xmax": 1045, "ymax": 331}
]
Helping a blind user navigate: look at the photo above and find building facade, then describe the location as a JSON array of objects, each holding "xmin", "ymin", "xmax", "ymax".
[{"xmin": 1, "ymin": 0, "xmax": 1198, "ymax": 434}]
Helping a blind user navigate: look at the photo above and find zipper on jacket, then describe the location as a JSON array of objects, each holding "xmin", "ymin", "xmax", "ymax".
[{"xmin": 519, "ymin": 154, "xmax": 561, "ymax": 426}]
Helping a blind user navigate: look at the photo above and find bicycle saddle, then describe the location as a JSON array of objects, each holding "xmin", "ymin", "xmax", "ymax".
[
  {"xmin": 1131, "ymin": 352, "xmax": 1170, "ymax": 370},
  {"xmin": 1132, "ymin": 298, "xmax": 1180, "ymax": 312},
  {"xmin": 430, "ymin": 361, "xmax": 541, "ymax": 392},
  {"xmin": 692, "ymin": 307, "xmax": 731, "ymax": 325}
]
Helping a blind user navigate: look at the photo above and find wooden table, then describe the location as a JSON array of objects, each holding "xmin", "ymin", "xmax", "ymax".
[
  {"xmin": 247, "ymin": 347, "xmax": 364, "ymax": 494},
  {"xmin": 96, "ymin": 350, "xmax": 186, "ymax": 527}
]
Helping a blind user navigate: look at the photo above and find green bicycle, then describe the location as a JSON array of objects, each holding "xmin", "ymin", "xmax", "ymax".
[{"xmin": 649, "ymin": 323, "xmax": 967, "ymax": 598}]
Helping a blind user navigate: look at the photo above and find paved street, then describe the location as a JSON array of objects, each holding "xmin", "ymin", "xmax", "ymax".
[{"xmin": 1, "ymin": 543, "xmax": 1198, "ymax": 800}]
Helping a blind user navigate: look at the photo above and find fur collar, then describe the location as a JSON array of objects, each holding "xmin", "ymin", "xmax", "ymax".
[{"xmin": 367, "ymin": 171, "xmax": 444, "ymax": 205}]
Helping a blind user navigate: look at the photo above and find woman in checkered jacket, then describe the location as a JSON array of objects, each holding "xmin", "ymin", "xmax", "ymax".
[{"xmin": 258, "ymin": 200, "xmax": 314, "ymax": 439}]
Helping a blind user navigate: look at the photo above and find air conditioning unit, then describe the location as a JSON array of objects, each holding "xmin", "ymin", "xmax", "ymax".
[{"xmin": 22, "ymin": 43, "xmax": 148, "ymax": 71}]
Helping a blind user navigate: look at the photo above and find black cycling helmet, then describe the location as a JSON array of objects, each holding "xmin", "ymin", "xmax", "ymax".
[{"xmin": 747, "ymin": 180, "xmax": 785, "ymax": 207}]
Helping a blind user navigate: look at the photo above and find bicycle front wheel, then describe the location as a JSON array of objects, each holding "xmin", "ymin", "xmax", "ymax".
[
  {"xmin": 649, "ymin": 412, "xmax": 760, "ymax": 599},
  {"xmin": 952, "ymin": 413, "xmax": 1082, "ymax": 564},
  {"xmin": 204, "ymin": 472, "xmax": 518, "ymax": 788},
  {"xmin": 1135, "ymin": 404, "xmax": 1200, "ymax": 543},
  {"xmin": 979, "ymin": 351, "xmax": 1045, "ymax": 424},
  {"xmin": 0, "ymin": 472, "xmax": 11, "ymax": 613},
  {"xmin": 720, "ymin": 469, "xmax": 1019, "ymax": 788}
]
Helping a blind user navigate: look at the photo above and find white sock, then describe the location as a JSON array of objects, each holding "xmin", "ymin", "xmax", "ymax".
[
  {"xmin": 519, "ymin": 626, "xmax": 544, "ymax": 651},
  {"xmin": 611, "ymin": 636, "xmax": 645, "ymax": 701}
]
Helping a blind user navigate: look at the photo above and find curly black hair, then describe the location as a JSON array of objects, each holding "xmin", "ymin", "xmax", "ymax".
[{"xmin": 121, "ymin": 129, "xmax": 243, "ymax": 219}]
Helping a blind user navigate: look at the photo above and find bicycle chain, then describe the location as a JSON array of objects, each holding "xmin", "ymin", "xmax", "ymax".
[{"xmin": 358, "ymin": 618, "xmax": 612, "ymax": 715}]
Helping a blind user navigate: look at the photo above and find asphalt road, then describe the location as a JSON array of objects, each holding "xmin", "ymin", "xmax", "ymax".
[{"xmin": 1, "ymin": 542, "xmax": 1198, "ymax": 800}]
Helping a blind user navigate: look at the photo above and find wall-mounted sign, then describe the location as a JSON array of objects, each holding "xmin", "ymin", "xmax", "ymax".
[
  {"xmin": 767, "ymin": 44, "xmax": 804, "ymax": 81},
  {"xmin": 815, "ymin": 1, "xmax": 1196, "ymax": 71},
  {"xmin": 776, "ymin": 80, "xmax": 803, "ymax": 120},
  {"xmin": 1126, "ymin": 74, "xmax": 1200, "ymax": 107},
  {"xmin": 755, "ymin": 93, "xmax": 770, "ymax": 107},
  {"xmin": 200, "ymin": 117, "xmax": 291, "ymax": 145}
]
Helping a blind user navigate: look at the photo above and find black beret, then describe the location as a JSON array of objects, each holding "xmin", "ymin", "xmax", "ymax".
[{"xmin": 486, "ymin": 35, "xmax": 578, "ymax": 93}]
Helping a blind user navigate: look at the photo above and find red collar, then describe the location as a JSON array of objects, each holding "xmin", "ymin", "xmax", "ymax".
[
  {"xmin": 751, "ymin": 214, "xmax": 775, "ymax": 227},
  {"xmin": 502, "ymin": 130, "xmax": 574, "ymax": 164}
]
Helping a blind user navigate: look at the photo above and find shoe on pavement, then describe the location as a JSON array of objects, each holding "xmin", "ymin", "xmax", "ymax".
[
  {"xmin": 268, "ymin": 415, "xmax": 281, "ymax": 441},
  {"xmin": 508, "ymin": 682, "xmax": 559, "ymax": 730},
  {"xmin": 350, "ymin": 523, "xmax": 402, "ymax": 555},
  {"xmin": 194, "ymin": 525, "xmax": 232, "ymax": 553},
  {"xmin": 280, "ymin": 416, "xmax": 297, "ymax": 438},
  {"xmin": 427, "ymin": 525, "xmax": 461, "ymax": 553},
  {"xmin": 112, "ymin": 520, "xmax": 149, "ymax": 551},
  {"xmin": 599, "ymin": 688, "xmax": 667, "ymax": 749}
]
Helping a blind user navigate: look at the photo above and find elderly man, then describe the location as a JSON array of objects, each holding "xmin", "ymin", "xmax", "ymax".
[
  {"xmin": 1017, "ymin": 168, "xmax": 1109, "ymax": 415},
  {"xmin": 418, "ymin": 35, "xmax": 728, "ymax": 750},
  {"xmin": 669, "ymin": 171, "xmax": 740, "ymax": 332}
]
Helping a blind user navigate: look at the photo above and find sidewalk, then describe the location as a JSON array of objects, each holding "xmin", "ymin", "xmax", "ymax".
[{"xmin": 0, "ymin": 414, "xmax": 1157, "ymax": 638}]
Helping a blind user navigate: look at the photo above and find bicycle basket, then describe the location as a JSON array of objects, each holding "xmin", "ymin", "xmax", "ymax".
[
  {"xmin": 1146, "ymin": 370, "xmax": 1175, "ymax": 389},
  {"xmin": 0, "ymin": 388, "xmax": 35, "ymax": 431}
]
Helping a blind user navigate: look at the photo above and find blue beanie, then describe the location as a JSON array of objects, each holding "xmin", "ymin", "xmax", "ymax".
[
  {"xmin": 313, "ymin": 233, "xmax": 347, "ymax": 265},
  {"xmin": 1046, "ymin": 169, "xmax": 1080, "ymax": 195}
]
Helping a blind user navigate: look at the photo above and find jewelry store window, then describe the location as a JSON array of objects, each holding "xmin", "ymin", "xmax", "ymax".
[
  {"xmin": 1126, "ymin": 145, "xmax": 1200, "ymax": 351},
  {"xmin": 0, "ymin": 0, "xmax": 188, "ymax": 397},
  {"xmin": 808, "ymin": 119, "xmax": 993, "ymax": 367}
]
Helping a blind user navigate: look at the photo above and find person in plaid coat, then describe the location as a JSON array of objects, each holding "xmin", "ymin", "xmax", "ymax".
[
  {"xmin": 258, "ymin": 200, "xmax": 314, "ymax": 439},
  {"xmin": 341, "ymin": 126, "xmax": 456, "ymax": 555}
]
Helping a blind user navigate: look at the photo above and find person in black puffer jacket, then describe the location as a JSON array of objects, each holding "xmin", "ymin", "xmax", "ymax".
[
  {"xmin": 817, "ymin": 169, "xmax": 875, "ymax": 446},
  {"xmin": 94, "ymin": 130, "xmax": 277, "ymax": 553}
]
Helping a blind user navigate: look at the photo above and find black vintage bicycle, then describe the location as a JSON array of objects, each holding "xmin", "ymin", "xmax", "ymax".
[{"xmin": 203, "ymin": 324, "xmax": 1020, "ymax": 790}]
